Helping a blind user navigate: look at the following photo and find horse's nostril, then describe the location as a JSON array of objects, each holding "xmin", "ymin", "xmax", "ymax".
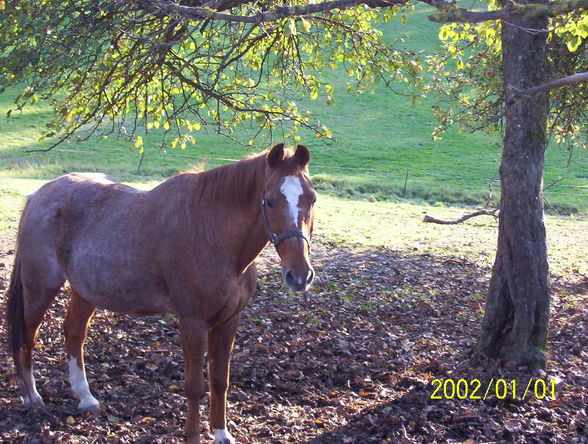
[
  {"xmin": 306, "ymin": 269, "xmax": 315, "ymax": 284},
  {"xmin": 285, "ymin": 270, "xmax": 297, "ymax": 286}
]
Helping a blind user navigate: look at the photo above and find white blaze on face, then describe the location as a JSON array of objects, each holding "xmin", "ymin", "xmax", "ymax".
[
  {"xmin": 280, "ymin": 175, "xmax": 303, "ymax": 227},
  {"xmin": 68, "ymin": 357, "xmax": 100, "ymax": 410},
  {"xmin": 214, "ymin": 429, "xmax": 236, "ymax": 444}
]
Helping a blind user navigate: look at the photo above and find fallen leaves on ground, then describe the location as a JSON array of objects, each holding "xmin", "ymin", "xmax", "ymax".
[{"xmin": 0, "ymin": 242, "xmax": 586, "ymax": 443}]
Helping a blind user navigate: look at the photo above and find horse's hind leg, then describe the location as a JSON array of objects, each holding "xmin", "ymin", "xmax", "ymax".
[
  {"xmin": 18, "ymin": 283, "xmax": 62, "ymax": 408},
  {"xmin": 9, "ymin": 193, "xmax": 65, "ymax": 408},
  {"xmin": 63, "ymin": 289, "xmax": 100, "ymax": 413}
]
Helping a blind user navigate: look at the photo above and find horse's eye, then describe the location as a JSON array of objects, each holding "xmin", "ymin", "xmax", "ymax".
[
  {"xmin": 312, "ymin": 195, "xmax": 317, "ymax": 205},
  {"xmin": 266, "ymin": 199, "xmax": 275, "ymax": 209}
]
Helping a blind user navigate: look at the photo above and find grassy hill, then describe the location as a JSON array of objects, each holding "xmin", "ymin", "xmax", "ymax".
[{"xmin": 0, "ymin": 4, "xmax": 587, "ymax": 213}]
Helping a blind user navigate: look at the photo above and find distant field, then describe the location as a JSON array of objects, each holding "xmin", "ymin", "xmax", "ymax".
[{"xmin": 0, "ymin": 5, "xmax": 587, "ymax": 213}]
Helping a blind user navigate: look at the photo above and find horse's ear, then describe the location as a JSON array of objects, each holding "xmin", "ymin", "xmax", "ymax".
[
  {"xmin": 267, "ymin": 143, "xmax": 285, "ymax": 167},
  {"xmin": 294, "ymin": 144, "xmax": 310, "ymax": 167}
]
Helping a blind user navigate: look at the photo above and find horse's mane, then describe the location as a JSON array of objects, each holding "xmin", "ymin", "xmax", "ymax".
[
  {"xmin": 186, "ymin": 151, "xmax": 268, "ymax": 208},
  {"xmin": 168, "ymin": 147, "xmax": 303, "ymax": 210}
]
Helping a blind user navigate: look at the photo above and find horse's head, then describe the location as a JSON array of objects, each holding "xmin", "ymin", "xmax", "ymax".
[{"xmin": 262, "ymin": 143, "xmax": 316, "ymax": 292}]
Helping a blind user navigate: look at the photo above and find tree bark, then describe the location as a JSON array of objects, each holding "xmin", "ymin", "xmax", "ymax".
[{"xmin": 475, "ymin": 1, "xmax": 550, "ymax": 369}]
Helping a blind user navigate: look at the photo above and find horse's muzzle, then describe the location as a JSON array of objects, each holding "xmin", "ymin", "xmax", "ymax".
[{"xmin": 284, "ymin": 268, "xmax": 315, "ymax": 292}]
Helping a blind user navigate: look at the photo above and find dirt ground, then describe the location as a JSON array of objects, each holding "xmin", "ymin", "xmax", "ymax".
[{"xmin": 1, "ymin": 240, "xmax": 587, "ymax": 443}]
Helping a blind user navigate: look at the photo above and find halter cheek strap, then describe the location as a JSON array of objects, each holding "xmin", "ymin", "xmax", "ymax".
[{"xmin": 261, "ymin": 195, "xmax": 311, "ymax": 250}]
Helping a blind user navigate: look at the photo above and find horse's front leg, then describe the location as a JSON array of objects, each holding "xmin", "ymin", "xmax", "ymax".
[
  {"xmin": 208, "ymin": 315, "xmax": 240, "ymax": 444},
  {"xmin": 180, "ymin": 318, "xmax": 208, "ymax": 444},
  {"xmin": 64, "ymin": 289, "xmax": 100, "ymax": 413}
]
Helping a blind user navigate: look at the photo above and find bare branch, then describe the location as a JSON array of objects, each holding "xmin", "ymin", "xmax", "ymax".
[
  {"xmin": 423, "ymin": 209, "xmax": 499, "ymax": 224},
  {"xmin": 511, "ymin": 72, "xmax": 588, "ymax": 98},
  {"xmin": 421, "ymin": 0, "xmax": 588, "ymax": 23}
]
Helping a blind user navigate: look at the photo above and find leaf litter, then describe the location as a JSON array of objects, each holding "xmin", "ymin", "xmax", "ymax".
[{"xmin": 0, "ymin": 240, "xmax": 586, "ymax": 443}]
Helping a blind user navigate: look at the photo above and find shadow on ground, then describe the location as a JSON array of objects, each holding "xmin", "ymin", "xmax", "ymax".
[{"xmin": 0, "ymin": 244, "xmax": 586, "ymax": 443}]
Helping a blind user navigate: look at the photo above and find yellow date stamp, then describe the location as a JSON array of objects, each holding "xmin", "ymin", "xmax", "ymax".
[{"xmin": 430, "ymin": 378, "xmax": 557, "ymax": 400}]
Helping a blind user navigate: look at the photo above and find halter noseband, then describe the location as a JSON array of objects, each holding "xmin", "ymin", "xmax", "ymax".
[{"xmin": 261, "ymin": 194, "xmax": 311, "ymax": 250}]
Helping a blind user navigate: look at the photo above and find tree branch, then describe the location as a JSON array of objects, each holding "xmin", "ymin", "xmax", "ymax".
[
  {"xmin": 421, "ymin": 0, "xmax": 588, "ymax": 23},
  {"xmin": 139, "ymin": 0, "xmax": 407, "ymax": 23},
  {"xmin": 511, "ymin": 72, "xmax": 588, "ymax": 98},
  {"xmin": 423, "ymin": 209, "xmax": 499, "ymax": 225}
]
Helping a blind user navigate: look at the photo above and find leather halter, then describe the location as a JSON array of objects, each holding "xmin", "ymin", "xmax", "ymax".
[{"xmin": 261, "ymin": 194, "xmax": 311, "ymax": 249}]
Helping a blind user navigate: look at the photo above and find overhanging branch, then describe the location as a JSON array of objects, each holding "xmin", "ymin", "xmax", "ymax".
[
  {"xmin": 421, "ymin": 0, "xmax": 588, "ymax": 23},
  {"xmin": 141, "ymin": 0, "xmax": 406, "ymax": 23}
]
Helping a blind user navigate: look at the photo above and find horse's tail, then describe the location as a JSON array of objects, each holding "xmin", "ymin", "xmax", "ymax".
[
  {"xmin": 6, "ymin": 196, "xmax": 33, "ymax": 377},
  {"xmin": 6, "ymin": 249, "xmax": 25, "ymax": 377}
]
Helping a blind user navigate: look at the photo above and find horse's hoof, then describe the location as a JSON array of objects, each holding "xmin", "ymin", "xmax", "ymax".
[
  {"xmin": 23, "ymin": 397, "xmax": 46, "ymax": 411},
  {"xmin": 78, "ymin": 400, "xmax": 101, "ymax": 414},
  {"xmin": 214, "ymin": 429, "xmax": 235, "ymax": 444}
]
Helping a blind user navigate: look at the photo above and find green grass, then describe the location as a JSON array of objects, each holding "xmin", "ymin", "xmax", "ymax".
[
  {"xmin": 0, "ymin": 4, "xmax": 586, "ymax": 213},
  {"xmin": 1, "ymin": 178, "xmax": 585, "ymax": 279}
]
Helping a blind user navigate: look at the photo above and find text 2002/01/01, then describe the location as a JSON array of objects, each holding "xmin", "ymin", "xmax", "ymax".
[{"xmin": 430, "ymin": 378, "xmax": 558, "ymax": 401}]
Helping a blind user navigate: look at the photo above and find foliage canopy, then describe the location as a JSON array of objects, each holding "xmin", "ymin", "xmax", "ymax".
[
  {"xmin": 429, "ymin": 0, "xmax": 587, "ymax": 149},
  {"xmin": 0, "ymin": 0, "xmax": 420, "ymax": 150},
  {"xmin": 0, "ymin": 0, "xmax": 586, "ymax": 150}
]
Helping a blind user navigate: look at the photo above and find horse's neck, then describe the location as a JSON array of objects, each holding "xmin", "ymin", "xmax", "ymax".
[
  {"xmin": 220, "ymin": 164, "xmax": 268, "ymax": 274},
  {"xmin": 188, "ymin": 157, "xmax": 269, "ymax": 274},
  {"xmin": 231, "ymin": 205, "xmax": 268, "ymax": 274}
]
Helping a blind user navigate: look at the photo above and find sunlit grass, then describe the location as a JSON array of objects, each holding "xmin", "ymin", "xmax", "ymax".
[
  {"xmin": 1, "ymin": 176, "xmax": 585, "ymax": 280},
  {"xmin": 0, "ymin": 5, "xmax": 586, "ymax": 212}
]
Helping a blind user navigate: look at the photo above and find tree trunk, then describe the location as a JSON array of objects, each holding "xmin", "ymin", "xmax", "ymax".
[{"xmin": 475, "ymin": 1, "xmax": 550, "ymax": 369}]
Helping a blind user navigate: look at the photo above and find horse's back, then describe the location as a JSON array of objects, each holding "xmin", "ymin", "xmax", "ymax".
[
  {"xmin": 17, "ymin": 173, "xmax": 140, "ymax": 285},
  {"xmin": 14, "ymin": 174, "xmax": 122, "ymax": 291},
  {"xmin": 22, "ymin": 172, "xmax": 135, "ymax": 233}
]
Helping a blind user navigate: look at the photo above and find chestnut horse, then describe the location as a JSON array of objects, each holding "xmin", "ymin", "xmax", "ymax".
[{"xmin": 6, "ymin": 143, "xmax": 316, "ymax": 443}]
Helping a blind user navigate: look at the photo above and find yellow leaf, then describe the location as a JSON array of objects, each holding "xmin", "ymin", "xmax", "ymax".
[
  {"xmin": 301, "ymin": 17, "xmax": 311, "ymax": 33},
  {"xmin": 134, "ymin": 136, "xmax": 143, "ymax": 148},
  {"xmin": 67, "ymin": 416, "xmax": 76, "ymax": 424},
  {"xmin": 288, "ymin": 19, "xmax": 297, "ymax": 36},
  {"xmin": 0, "ymin": 1, "xmax": 5, "ymax": 10}
]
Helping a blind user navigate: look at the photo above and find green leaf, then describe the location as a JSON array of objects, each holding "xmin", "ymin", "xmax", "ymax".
[
  {"xmin": 565, "ymin": 35, "xmax": 582, "ymax": 52},
  {"xmin": 107, "ymin": 415, "xmax": 121, "ymax": 424}
]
